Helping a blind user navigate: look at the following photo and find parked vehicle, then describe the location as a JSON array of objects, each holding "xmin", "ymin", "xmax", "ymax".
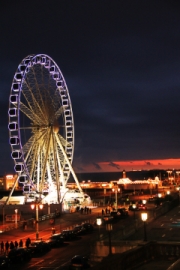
[
  {"xmin": 73, "ymin": 225, "xmax": 86, "ymax": 236},
  {"xmin": 148, "ymin": 197, "xmax": 157, "ymax": 203},
  {"xmin": 8, "ymin": 247, "xmax": 32, "ymax": 263},
  {"xmin": 0, "ymin": 255, "xmax": 10, "ymax": 269},
  {"xmin": 102, "ymin": 215, "xmax": 114, "ymax": 222},
  {"xmin": 28, "ymin": 240, "xmax": 51, "ymax": 256},
  {"xmin": 61, "ymin": 230, "xmax": 77, "ymax": 241},
  {"xmin": 117, "ymin": 208, "xmax": 129, "ymax": 216},
  {"xmin": 46, "ymin": 233, "xmax": 64, "ymax": 247},
  {"xmin": 110, "ymin": 208, "xmax": 129, "ymax": 219},
  {"xmin": 69, "ymin": 255, "xmax": 90, "ymax": 269},
  {"xmin": 137, "ymin": 204, "xmax": 147, "ymax": 210},
  {"xmin": 129, "ymin": 204, "xmax": 147, "ymax": 211},
  {"xmin": 73, "ymin": 223, "xmax": 94, "ymax": 236},
  {"xmin": 81, "ymin": 223, "xmax": 94, "ymax": 233}
]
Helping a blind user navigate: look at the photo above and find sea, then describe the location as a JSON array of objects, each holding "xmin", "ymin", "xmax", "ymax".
[{"xmin": 70, "ymin": 170, "xmax": 168, "ymax": 183}]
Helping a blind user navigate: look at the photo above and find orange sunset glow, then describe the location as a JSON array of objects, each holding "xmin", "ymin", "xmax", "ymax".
[{"xmin": 81, "ymin": 158, "xmax": 180, "ymax": 173}]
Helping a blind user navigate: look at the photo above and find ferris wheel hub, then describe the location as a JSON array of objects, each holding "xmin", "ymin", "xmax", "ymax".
[{"xmin": 53, "ymin": 120, "xmax": 60, "ymax": 133}]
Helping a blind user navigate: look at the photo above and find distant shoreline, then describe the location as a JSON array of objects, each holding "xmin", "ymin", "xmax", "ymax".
[{"xmin": 70, "ymin": 169, "xmax": 169, "ymax": 182}]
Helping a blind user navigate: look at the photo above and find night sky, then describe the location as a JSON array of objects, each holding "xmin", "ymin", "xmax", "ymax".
[{"xmin": 1, "ymin": 1, "xmax": 180, "ymax": 175}]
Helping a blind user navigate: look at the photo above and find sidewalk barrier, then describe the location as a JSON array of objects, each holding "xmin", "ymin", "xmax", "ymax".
[{"xmin": 0, "ymin": 210, "xmax": 59, "ymax": 233}]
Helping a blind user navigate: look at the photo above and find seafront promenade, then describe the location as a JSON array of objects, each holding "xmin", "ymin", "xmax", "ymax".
[
  {"xmin": 1, "ymin": 203, "xmax": 180, "ymax": 269},
  {"xmin": 0, "ymin": 187, "xmax": 180, "ymax": 269}
]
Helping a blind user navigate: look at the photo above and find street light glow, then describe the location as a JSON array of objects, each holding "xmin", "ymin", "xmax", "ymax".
[
  {"xmin": 141, "ymin": 212, "xmax": 148, "ymax": 222},
  {"xmin": 96, "ymin": 217, "xmax": 102, "ymax": 226}
]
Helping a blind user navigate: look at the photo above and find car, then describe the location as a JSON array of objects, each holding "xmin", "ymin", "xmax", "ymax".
[
  {"xmin": 0, "ymin": 255, "xmax": 10, "ymax": 269},
  {"xmin": 73, "ymin": 225, "xmax": 86, "ymax": 236},
  {"xmin": 69, "ymin": 255, "xmax": 90, "ymax": 269},
  {"xmin": 128, "ymin": 205, "xmax": 140, "ymax": 211},
  {"xmin": 117, "ymin": 208, "xmax": 129, "ymax": 216},
  {"xmin": 28, "ymin": 240, "xmax": 51, "ymax": 256},
  {"xmin": 81, "ymin": 223, "xmax": 94, "ymax": 233},
  {"xmin": 110, "ymin": 208, "xmax": 129, "ymax": 219},
  {"xmin": 148, "ymin": 197, "xmax": 157, "ymax": 203},
  {"xmin": 129, "ymin": 204, "xmax": 147, "ymax": 211},
  {"xmin": 61, "ymin": 229, "xmax": 77, "ymax": 241},
  {"xmin": 102, "ymin": 215, "xmax": 114, "ymax": 222},
  {"xmin": 137, "ymin": 204, "xmax": 147, "ymax": 210},
  {"xmin": 46, "ymin": 233, "xmax": 64, "ymax": 247},
  {"xmin": 73, "ymin": 223, "xmax": 94, "ymax": 236},
  {"xmin": 8, "ymin": 247, "xmax": 32, "ymax": 263}
]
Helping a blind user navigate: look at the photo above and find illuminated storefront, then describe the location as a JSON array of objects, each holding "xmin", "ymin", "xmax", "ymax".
[{"xmin": 4, "ymin": 174, "xmax": 18, "ymax": 190}]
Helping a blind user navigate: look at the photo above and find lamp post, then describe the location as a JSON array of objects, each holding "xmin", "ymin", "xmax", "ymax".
[
  {"xmin": 132, "ymin": 204, "xmax": 136, "ymax": 219},
  {"xmin": 96, "ymin": 217, "xmax": 102, "ymax": 240},
  {"xmin": 14, "ymin": 209, "xmax": 18, "ymax": 229},
  {"xmin": 106, "ymin": 223, "xmax": 113, "ymax": 255},
  {"xmin": 166, "ymin": 190, "xmax": 170, "ymax": 202},
  {"xmin": 176, "ymin": 187, "xmax": 180, "ymax": 204},
  {"xmin": 142, "ymin": 200, "xmax": 146, "ymax": 205},
  {"xmin": 176, "ymin": 171, "xmax": 180, "ymax": 185},
  {"xmin": 141, "ymin": 212, "xmax": 148, "ymax": 241},
  {"xmin": 31, "ymin": 201, "xmax": 43, "ymax": 240},
  {"xmin": 112, "ymin": 186, "xmax": 120, "ymax": 210},
  {"xmin": 167, "ymin": 170, "xmax": 172, "ymax": 184},
  {"xmin": 2, "ymin": 206, "xmax": 5, "ymax": 231},
  {"xmin": 48, "ymin": 204, "xmax": 50, "ymax": 215}
]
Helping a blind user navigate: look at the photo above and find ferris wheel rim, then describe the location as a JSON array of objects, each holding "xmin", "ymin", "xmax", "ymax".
[{"xmin": 8, "ymin": 54, "xmax": 75, "ymax": 195}]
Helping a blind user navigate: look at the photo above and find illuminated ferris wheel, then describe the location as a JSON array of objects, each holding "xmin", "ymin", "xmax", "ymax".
[{"xmin": 8, "ymin": 54, "xmax": 82, "ymax": 202}]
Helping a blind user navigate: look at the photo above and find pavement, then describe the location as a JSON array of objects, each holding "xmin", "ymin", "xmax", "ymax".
[
  {"xmin": 0, "ymin": 206, "xmax": 101, "ymax": 244},
  {"xmin": 1, "ymin": 203, "xmax": 179, "ymax": 270}
]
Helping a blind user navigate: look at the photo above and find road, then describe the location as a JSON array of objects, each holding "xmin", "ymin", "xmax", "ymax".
[
  {"xmin": 126, "ymin": 204, "xmax": 180, "ymax": 242},
  {"xmin": 0, "ymin": 205, "xmax": 141, "ymax": 270},
  {"xmin": 1, "ymin": 199, "xmax": 176, "ymax": 270},
  {"xmin": 0, "ymin": 207, "xmax": 109, "ymax": 270}
]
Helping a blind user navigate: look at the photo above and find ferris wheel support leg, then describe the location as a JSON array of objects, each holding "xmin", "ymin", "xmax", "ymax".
[
  {"xmin": 69, "ymin": 167, "xmax": 83, "ymax": 193},
  {"xmin": 55, "ymin": 134, "xmax": 83, "ymax": 194},
  {"xmin": 52, "ymin": 130, "xmax": 61, "ymax": 203},
  {"xmin": 6, "ymin": 175, "xmax": 19, "ymax": 205}
]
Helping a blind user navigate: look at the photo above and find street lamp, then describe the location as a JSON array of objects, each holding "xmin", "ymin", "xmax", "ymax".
[
  {"xmin": 176, "ymin": 187, "xmax": 180, "ymax": 204},
  {"xmin": 31, "ymin": 201, "xmax": 43, "ymax": 240},
  {"xmin": 176, "ymin": 171, "xmax": 180, "ymax": 185},
  {"xmin": 142, "ymin": 200, "xmax": 146, "ymax": 205},
  {"xmin": 112, "ymin": 186, "xmax": 120, "ymax": 210},
  {"xmin": 96, "ymin": 217, "xmax": 102, "ymax": 240},
  {"xmin": 167, "ymin": 170, "xmax": 172, "ymax": 184},
  {"xmin": 106, "ymin": 223, "xmax": 113, "ymax": 255},
  {"xmin": 2, "ymin": 205, "xmax": 5, "ymax": 231},
  {"xmin": 141, "ymin": 212, "xmax": 148, "ymax": 241},
  {"xmin": 14, "ymin": 209, "xmax": 18, "ymax": 229},
  {"xmin": 132, "ymin": 204, "xmax": 136, "ymax": 219}
]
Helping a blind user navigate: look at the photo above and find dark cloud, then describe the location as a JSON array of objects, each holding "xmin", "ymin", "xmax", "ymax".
[
  {"xmin": 0, "ymin": 1, "xmax": 180, "ymax": 174},
  {"xmin": 145, "ymin": 162, "xmax": 153, "ymax": 166},
  {"xmin": 108, "ymin": 162, "xmax": 120, "ymax": 170},
  {"xmin": 92, "ymin": 163, "xmax": 101, "ymax": 170}
]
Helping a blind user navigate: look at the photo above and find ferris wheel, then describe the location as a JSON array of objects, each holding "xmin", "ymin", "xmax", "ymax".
[{"xmin": 8, "ymin": 54, "xmax": 82, "ymax": 203}]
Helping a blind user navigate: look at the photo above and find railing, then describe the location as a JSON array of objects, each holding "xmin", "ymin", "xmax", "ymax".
[
  {"xmin": 93, "ymin": 241, "xmax": 180, "ymax": 270},
  {"xmin": 0, "ymin": 211, "xmax": 60, "ymax": 232}
]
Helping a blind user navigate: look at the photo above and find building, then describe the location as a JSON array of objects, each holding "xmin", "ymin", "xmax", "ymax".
[{"xmin": 0, "ymin": 174, "xmax": 19, "ymax": 190}]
